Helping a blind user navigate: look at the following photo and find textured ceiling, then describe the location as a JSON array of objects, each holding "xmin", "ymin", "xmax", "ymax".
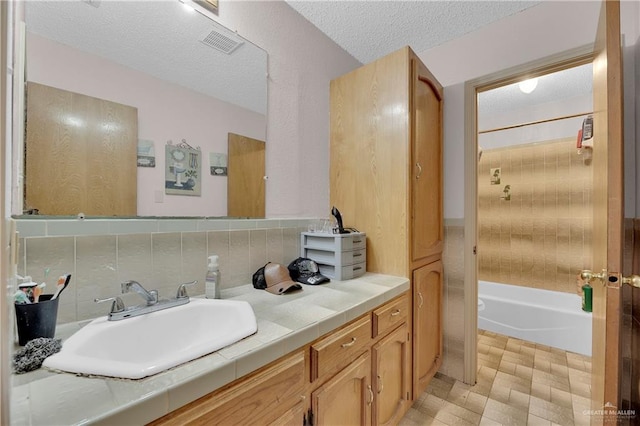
[
  {"xmin": 285, "ymin": 0, "xmax": 542, "ymax": 65},
  {"xmin": 286, "ymin": 0, "xmax": 592, "ymax": 119},
  {"xmin": 479, "ymin": 63, "xmax": 593, "ymax": 118},
  {"xmin": 24, "ymin": 0, "xmax": 267, "ymax": 115},
  {"xmin": 25, "ymin": 1, "xmax": 593, "ymax": 119}
]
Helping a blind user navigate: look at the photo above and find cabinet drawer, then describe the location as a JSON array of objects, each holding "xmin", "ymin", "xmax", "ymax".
[
  {"xmin": 311, "ymin": 315, "xmax": 372, "ymax": 381},
  {"xmin": 305, "ymin": 248, "xmax": 366, "ymax": 266},
  {"xmin": 372, "ymin": 294, "xmax": 409, "ymax": 338},
  {"xmin": 319, "ymin": 262, "xmax": 365, "ymax": 280}
]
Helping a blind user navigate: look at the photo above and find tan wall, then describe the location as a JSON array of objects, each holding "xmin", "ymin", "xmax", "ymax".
[{"xmin": 477, "ymin": 138, "xmax": 592, "ymax": 294}]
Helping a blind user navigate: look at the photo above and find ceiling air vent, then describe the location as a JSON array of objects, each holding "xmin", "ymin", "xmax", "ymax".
[
  {"xmin": 200, "ymin": 29, "xmax": 244, "ymax": 55},
  {"xmin": 82, "ymin": 0, "xmax": 101, "ymax": 8}
]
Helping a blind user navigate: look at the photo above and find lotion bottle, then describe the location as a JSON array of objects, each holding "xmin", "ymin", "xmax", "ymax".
[{"xmin": 206, "ymin": 255, "xmax": 220, "ymax": 299}]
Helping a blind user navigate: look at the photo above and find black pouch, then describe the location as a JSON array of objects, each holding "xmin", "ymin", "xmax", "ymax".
[{"xmin": 252, "ymin": 263, "xmax": 269, "ymax": 289}]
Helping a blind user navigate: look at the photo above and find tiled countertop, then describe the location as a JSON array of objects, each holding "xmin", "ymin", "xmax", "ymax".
[{"xmin": 10, "ymin": 273, "xmax": 409, "ymax": 426}]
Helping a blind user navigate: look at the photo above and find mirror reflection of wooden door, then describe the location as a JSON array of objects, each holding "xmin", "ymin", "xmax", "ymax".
[
  {"xmin": 227, "ymin": 133, "xmax": 265, "ymax": 218},
  {"xmin": 590, "ymin": 0, "xmax": 623, "ymax": 421},
  {"xmin": 25, "ymin": 82, "xmax": 138, "ymax": 216}
]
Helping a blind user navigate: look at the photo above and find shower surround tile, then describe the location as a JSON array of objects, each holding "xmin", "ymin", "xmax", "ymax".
[{"xmin": 477, "ymin": 138, "xmax": 593, "ymax": 294}]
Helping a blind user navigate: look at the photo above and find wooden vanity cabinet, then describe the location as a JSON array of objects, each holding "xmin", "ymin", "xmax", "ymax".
[
  {"xmin": 330, "ymin": 45, "xmax": 444, "ymax": 401},
  {"xmin": 148, "ymin": 351, "xmax": 306, "ymax": 426},
  {"xmin": 309, "ymin": 293, "xmax": 410, "ymax": 425},
  {"xmin": 150, "ymin": 294, "xmax": 410, "ymax": 426}
]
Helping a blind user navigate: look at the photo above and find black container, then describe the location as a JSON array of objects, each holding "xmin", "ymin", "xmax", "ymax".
[{"xmin": 14, "ymin": 294, "xmax": 59, "ymax": 346}]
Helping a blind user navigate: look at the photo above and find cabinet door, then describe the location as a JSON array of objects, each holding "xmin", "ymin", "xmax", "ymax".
[
  {"xmin": 270, "ymin": 400, "xmax": 305, "ymax": 426},
  {"xmin": 372, "ymin": 323, "xmax": 411, "ymax": 426},
  {"xmin": 312, "ymin": 351, "xmax": 372, "ymax": 426},
  {"xmin": 413, "ymin": 260, "xmax": 443, "ymax": 396},
  {"xmin": 411, "ymin": 58, "xmax": 443, "ymax": 262}
]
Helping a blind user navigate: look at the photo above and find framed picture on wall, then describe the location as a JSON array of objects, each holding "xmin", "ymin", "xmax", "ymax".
[
  {"xmin": 137, "ymin": 139, "xmax": 156, "ymax": 167},
  {"xmin": 210, "ymin": 152, "xmax": 227, "ymax": 176},
  {"xmin": 165, "ymin": 143, "xmax": 202, "ymax": 196}
]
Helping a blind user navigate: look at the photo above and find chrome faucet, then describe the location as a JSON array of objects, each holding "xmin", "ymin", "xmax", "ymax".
[
  {"xmin": 97, "ymin": 280, "xmax": 198, "ymax": 321},
  {"xmin": 121, "ymin": 280, "xmax": 158, "ymax": 305},
  {"xmin": 176, "ymin": 280, "xmax": 197, "ymax": 299}
]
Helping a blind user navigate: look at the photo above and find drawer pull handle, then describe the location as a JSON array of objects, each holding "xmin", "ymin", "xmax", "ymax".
[
  {"xmin": 416, "ymin": 162, "xmax": 423, "ymax": 179},
  {"xmin": 353, "ymin": 240, "xmax": 362, "ymax": 244},
  {"xmin": 418, "ymin": 291, "xmax": 424, "ymax": 308},
  {"xmin": 390, "ymin": 309, "xmax": 401, "ymax": 317},
  {"xmin": 353, "ymin": 266, "xmax": 363, "ymax": 271},
  {"xmin": 377, "ymin": 375, "xmax": 384, "ymax": 394},
  {"xmin": 367, "ymin": 385, "xmax": 374, "ymax": 405},
  {"xmin": 341, "ymin": 337, "xmax": 357, "ymax": 348},
  {"xmin": 353, "ymin": 253, "xmax": 362, "ymax": 257}
]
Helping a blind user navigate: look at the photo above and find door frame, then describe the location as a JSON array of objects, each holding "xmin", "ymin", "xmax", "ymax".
[{"xmin": 462, "ymin": 44, "xmax": 595, "ymax": 385}]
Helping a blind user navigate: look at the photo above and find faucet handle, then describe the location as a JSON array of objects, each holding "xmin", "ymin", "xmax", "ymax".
[
  {"xmin": 176, "ymin": 280, "xmax": 198, "ymax": 299},
  {"xmin": 94, "ymin": 296, "xmax": 125, "ymax": 313}
]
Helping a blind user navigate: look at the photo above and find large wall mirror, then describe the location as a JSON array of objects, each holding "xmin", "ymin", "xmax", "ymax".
[{"xmin": 15, "ymin": 0, "xmax": 267, "ymax": 218}]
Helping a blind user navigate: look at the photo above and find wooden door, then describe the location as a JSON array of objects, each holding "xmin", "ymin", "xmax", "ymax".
[
  {"xmin": 25, "ymin": 82, "xmax": 138, "ymax": 216},
  {"xmin": 590, "ymin": 0, "xmax": 624, "ymax": 420},
  {"xmin": 372, "ymin": 323, "xmax": 411, "ymax": 426},
  {"xmin": 311, "ymin": 351, "xmax": 372, "ymax": 426},
  {"xmin": 411, "ymin": 58, "xmax": 444, "ymax": 264},
  {"xmin": 412, "ymin": 260, "xmax": 443, "ymax": 397},
  {"xmin": 227, "ymin": 132, "xmax": 265, "ymax": 218}
]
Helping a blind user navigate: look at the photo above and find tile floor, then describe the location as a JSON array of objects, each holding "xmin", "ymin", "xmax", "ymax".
[{"xmin": 400, "ymin": 330, "xmax": 592, "ymax": 425}]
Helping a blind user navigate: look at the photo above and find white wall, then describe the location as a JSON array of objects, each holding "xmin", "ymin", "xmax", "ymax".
[
  {"xmin": 419, "ymin": 1, "xmax": 602, "ymax": 219},
  {"xmin": 209, "ymin": 1, "xmax": 361, "ymax": 218}
]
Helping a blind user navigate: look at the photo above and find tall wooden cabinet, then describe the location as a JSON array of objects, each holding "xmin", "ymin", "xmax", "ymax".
[{"xmin": 330, "ymin": 46, "xmax": 444, "ymax": 400}]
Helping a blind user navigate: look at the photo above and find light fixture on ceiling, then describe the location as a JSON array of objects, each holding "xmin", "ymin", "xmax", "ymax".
[
  {"xmin": 179, "ymin": 0, "xmax": 195, "ymax": 12},
  {"xmin": 519, "ymin": 78, "xmax": 538, "ymax": 94}
]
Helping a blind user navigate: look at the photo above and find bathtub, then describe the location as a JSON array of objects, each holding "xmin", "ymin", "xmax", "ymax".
[{"xmin": 478, "ymin": 281, "xmax": 592, "ymax": 356}]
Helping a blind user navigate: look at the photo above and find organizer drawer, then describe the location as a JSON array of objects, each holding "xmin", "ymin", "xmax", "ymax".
[
  {"xmin": 319, "ymin": 262, "xmax": 365, "ymax": 281},
  {"xmin": 305, "ymin": 248, "xmax": 366, "ymax": 266},
  {"xmin": 372, "ymin": 294, "xmax": 409, "ymax": 338},
  {"xmin": 310, "ymin": 315, "xmax": 372, "ymax": 382},
  {"xmin": 301, "ymin": 232, "xmax": 366, "ymax": 251}
]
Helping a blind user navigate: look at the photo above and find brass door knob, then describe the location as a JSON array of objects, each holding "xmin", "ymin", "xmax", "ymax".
[
  {"xmin": 623, "ymin": 275, "xmax": 640, "ymax": 288},
  {"xmin": 580, "ymin": 269, "xmax": 607, "ymax": 283}
]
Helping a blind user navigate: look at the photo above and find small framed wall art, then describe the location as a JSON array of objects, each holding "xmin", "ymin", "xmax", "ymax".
[{"xmin": 165, "ymin": 140, "xmax": 201, "ymax": 196}]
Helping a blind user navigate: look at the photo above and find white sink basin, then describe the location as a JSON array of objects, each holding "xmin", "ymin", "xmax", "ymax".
[{"xmin": 43, "ymin": 298, "xmax": 257, "ymax": 379}]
